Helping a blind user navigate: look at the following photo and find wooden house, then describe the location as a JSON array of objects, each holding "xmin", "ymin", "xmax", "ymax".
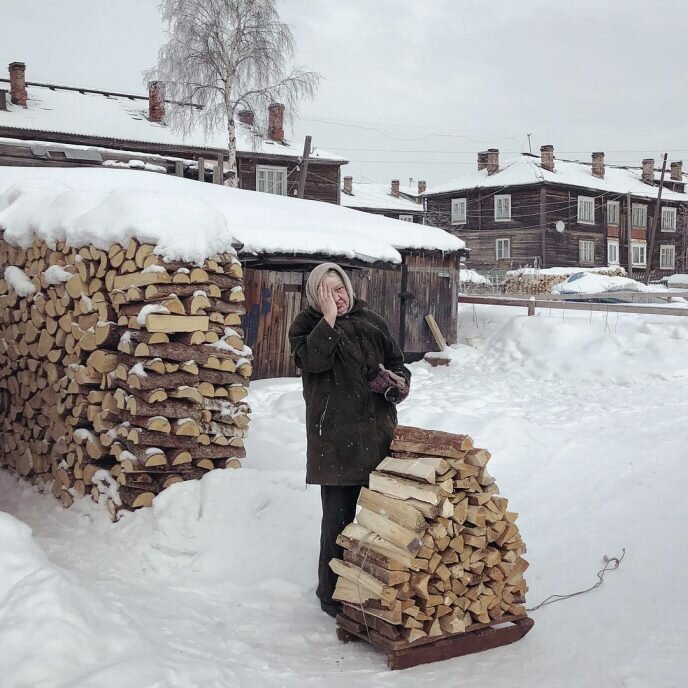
[
  {"xmin": 341, "ymin": 177, "xmax": 425, "ymax": 223},
  {"xmin": 423, "ymin": 146, "xmax": 688, "ymax": 279},
  {"xmin": 0, "ymin": 61, "xmax": 346, "ymax": 204}
]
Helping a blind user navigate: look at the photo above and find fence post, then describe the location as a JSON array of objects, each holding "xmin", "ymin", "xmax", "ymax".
[{"xmin": 527, "ymin": 298, "xmax": 536, "ymax": 316}]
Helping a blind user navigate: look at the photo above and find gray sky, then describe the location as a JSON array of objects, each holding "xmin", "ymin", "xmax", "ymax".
[{"xmin": 1, "ymin": 0, "xmax": 687, "ymax": 187}]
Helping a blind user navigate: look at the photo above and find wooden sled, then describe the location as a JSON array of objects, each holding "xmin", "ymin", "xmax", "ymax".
[{"xmin": 336, "ymin": 611, "xmax": 534, "ymax": 671}]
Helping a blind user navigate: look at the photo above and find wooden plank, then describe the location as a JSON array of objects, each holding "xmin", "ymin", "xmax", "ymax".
[
  {"xmin": 424, "ymin": 314, "xmax": 447, "ymax": 351},
  {"xmin": 458, "ymin": 295, "xmax": 688, "ymax": 317}
]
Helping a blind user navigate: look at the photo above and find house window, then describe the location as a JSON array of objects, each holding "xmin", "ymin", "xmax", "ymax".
[
  {"xmin": 632, "ymin": 203, "xmax": 647, "ymax": 229},
  {"xmin": 451, "ymin": 198, "xmax": 467, "ymax": 224},
  {"xmin": 398, "ymin": 215, "xmax": 414, "ymax": 222},
  {"xmin": 577, "ymin": 196, "xmax": 595, "ymax": 224},
  {"xmin": 256, "ymin": 165, "xmax": 288, "ymax": 195},
  {"xmin": 661, "ymin": 207, "xmax": 677, "ymax": 232},
  {"xmin": 607, "ymin": 200, "xmax": 620, "ymax": 226},
  {"xmin": 579, "ymin": 240, "xmax": 595, "ymax": 264},
  {"xmin": 496, "ymin": 238, "xmax": 511, "ymax": 260},
  {"xmin": 607, "ymin": 239, "xmax": 619, "ymax": 265},
  {"xmin": 631, "ymin": 241, "xmax": 647, "ymax": 267},
  {"xmin": 660, "ymin": 244, "xmax": 675, "ymax": 269},
  {"xmin": 494, "ymin": 195, "xmax": 511, "ymax": 221}
]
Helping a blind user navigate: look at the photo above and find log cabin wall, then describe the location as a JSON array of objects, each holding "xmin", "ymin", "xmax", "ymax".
[
  {"xmin": 427, "ymin": 182, "xmax": 686, "ymax": 273},
  {"xmin": 237, "ymin": 158, "xmax": 340, "ymax": 204}
]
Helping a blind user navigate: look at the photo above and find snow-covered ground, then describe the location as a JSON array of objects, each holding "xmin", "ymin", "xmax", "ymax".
[{"xmin": 2, "ymin": 305, "xmax": 687, "ymax": 687}]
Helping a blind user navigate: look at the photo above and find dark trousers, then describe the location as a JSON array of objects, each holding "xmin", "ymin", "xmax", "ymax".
[{"xmin": 317, "ymin": 485, "xmax": 362, "ymax": 605}]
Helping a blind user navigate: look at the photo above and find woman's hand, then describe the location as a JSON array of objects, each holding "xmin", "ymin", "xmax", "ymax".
[{"xmin": 318, "ymin": 281, "xmax": 338, "ymax": 327}]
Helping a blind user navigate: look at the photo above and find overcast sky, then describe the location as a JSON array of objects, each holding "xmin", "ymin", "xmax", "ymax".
[{"xmin": 2, "ymin": 0, "xmax": 687, "ymax": 188}]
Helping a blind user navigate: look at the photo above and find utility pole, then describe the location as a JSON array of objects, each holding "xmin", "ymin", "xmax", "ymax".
[
  {"xmin": 645, "ymin": 153, "xmax": 668, "ymax": 284},
  {"xmin": 527, "ymin": 133, "xmax": 532, "ymax": 154},
  {"xmin": 297, "ymin": 135, "xmax": 312, "ymax": 199},
  {"xmin": 626, "ymin": 192, "xmax": 633, "ymax": 277}
]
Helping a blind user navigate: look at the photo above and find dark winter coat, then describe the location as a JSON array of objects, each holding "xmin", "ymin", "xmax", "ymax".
[{"xmin": 289, "ymin": 299, "xmax": 411, "ymax": 486}]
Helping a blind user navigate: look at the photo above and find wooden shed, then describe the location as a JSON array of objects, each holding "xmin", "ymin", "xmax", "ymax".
[{"xmin": 242, "ymin": 248, "xmax": 463, "ymax": 380}]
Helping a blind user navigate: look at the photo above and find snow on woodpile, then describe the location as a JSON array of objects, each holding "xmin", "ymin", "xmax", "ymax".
[
  {"xmin": 0, "ymin": 229, "xmax": 251, "ymax": 519},
  {"xmin": 551, "ymin": 273, "xmax": 651, "ymax": 295},
  {"xmin": 503, "ymin": 266, "xmax": 626, "ymax": 295},
  {"xmin": 0, "ymin": 168, "xmax": 465, "ymax": 265}
]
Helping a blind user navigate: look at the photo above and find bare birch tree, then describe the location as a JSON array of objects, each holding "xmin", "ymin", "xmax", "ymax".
[{"xmin": 145, "ymin": 0, "xmax": 319, "ymax": 187}]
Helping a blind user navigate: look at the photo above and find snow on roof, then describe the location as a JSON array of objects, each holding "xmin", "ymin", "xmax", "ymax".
[
  {"xmin": 424, "ymin": 154, "xmax": 688, "ymax": 202},
  {"xmin": 0, "ymin": 82, "xmax": 346, "ymax": 163},
  {"xmin": 341, "ymin": 182, "xmax": 423, "ymax": 212},
  {"xmin": 0, "ymin": 167, "xmax": 464, "ymax": 265}
]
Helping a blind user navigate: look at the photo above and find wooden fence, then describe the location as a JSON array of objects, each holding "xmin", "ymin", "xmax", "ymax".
[{"xmin": 458, "ymin": 294, "xmax": 688, "ymax": 318}]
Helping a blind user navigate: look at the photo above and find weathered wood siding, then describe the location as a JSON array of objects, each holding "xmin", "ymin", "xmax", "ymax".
[
  {"xmin": 242, "ymin": 268, "xmax": 306, "ymax": 380},
  {"xmin": 426, "ymin": 182, "xmax": 685, "ymax": 272},
  {"xmin": 238, "ymin": 157, "xmax": 340, "ymax": 204},
  {"xmin": 347, "ymin": 207, "xmax": 425, "ymax": 223},
  {"xmin": 242, "ymin": 254, "xmax": 460, "ymax": 380},
  {"xmin": 402, "ymin": 252, "xmax": 459, "ymax": 355}
]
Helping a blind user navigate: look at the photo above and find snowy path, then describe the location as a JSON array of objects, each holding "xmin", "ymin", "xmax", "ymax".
[{"xmin": 1, "ymin": 308, "xmax": 687, "ymax": 687}]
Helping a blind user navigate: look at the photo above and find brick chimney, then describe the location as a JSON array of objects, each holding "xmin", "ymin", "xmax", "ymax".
[
  {"xmin": 343, "ymin": 176, "xmax": 353, "ymax": 195},
  {"xmin": 540, "ymin": 144, "xmax": 554, "ymax": 172},
  {"xmin": 0, "ymin": 89, "xmax": 7, "ymax": 111},
  {"xmin": 417, "ymin": 180, "xmax": 426, "ymax": 195},
  {"xmin": 592, "ymin": 151, "xmax": 605, "ymax": 179},
  {"xmin": 391, "ymin": 179, "xmax": 400, "ymax": 197},
  {"xmin": 642, "ymin": 158, "xmax": 654, "ymax": 185},
  {"xmin": 148, "ymin": 81, "xmax": 165, "ymax": 123},
  {"xmin": 670, "ymin": 161, "xmax": 683, "ymax": 181},
  {"xmin": 486, "ymin": 148, "xmax": 499, "ymax": 175},
  {"xmin": 9, "ymin": 62, "xmax": 27, "ymax": 107},
  {"xmin": 268, "ymin": 103, "xmax": 285, "ymax": 141},
  {"xmin": 477, "ymin": 151, "xmax": 489, "ymax": 171},
  {"xmin": 238, "ymin": 109, "xmax": 255, "ymax": 126}
]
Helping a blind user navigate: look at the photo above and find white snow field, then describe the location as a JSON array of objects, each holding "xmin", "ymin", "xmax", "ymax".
[{"xmin": 1, "ymin": 305, "xmax": 687, "ymax": 688}]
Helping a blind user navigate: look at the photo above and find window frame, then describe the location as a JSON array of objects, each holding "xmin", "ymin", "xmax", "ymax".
[
  {"xmin": 398, "ymin": 214, "xmax": 414, "ymax": 222},
  {"xmin": 607, "ymin": 200, "xmax": 620, "ymax": 226},
  {"xmin": 660, "ymin": 244, "xmax": 676, "ymax": 269},
  {"xmin": 661, "ymin": 206, "xmax": 677, "ymax": 232},
  {"xmin": 256, "ymin": 164, "xmax": 288, "ymax": 196},
  {"xmin": 494, "ymin": 195, "xmax": 512, "ymax": 222},
  {"xmin": 579, "ymin": 239, "xmax": 595, "ymax": 265},
  {"xmin": 450, "ymin": 198, "xmax": 467, "ymax": 225},
  {"xmin": 577, "ymin": 196, "xmax": 595, "ymax": 224},
  {"xmin": 607, "ymin": 239, "xmax": 619, "ymax": 265},
  {"xmin": 495, "ymin": 238, "xmax": 511, "ymax": 260},
  {"xmin": 632, "ymin": 203, "xmax": 647, "ymax": 229},
  {"xmin": 631, "ymin": 240, "xmax": 647, "ymax": 267}
]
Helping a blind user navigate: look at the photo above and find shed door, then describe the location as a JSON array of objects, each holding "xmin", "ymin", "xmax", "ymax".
[{"xmin": 401, "ymin": 253, "xmax": 459, "ymax": 355}]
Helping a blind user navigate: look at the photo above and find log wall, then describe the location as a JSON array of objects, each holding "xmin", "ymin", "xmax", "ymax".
[{"xmin": 0, "ymin": 236, "xmax": 251, "ymax": 518}]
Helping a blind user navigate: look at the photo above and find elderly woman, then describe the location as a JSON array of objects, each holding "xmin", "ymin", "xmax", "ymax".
[{"xmin": 288, "ymin": 262, "xmax": 411, "ymax": 617}]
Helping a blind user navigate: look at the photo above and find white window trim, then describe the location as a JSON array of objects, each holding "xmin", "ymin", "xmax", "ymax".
[
  {"xmin": 632, "ymin": 203, "xmax": 647, "ymax": 229},
  {"xmin": 631, "ymin": 240, "xmax": 647, "ymax": 267},
  {"xmin": 607, "ymin": 239, "xmax": 620, "ymax": 265},
  {"xmin": 659, "ymin": 244, "xmax": 676, "ymax": 269},
  {"xmin": 579, "ymin": 240, "xmax": 595, "ymax": 264},
  {"xmin": 256, "ymin": 164, "xmax": 288, "ymax": 195},
  {"xmin": 450, "ymin": 198, "xmax": 467, "ymax": 225},
  {"xmin": 494, "ymin": 195, "xmax": 512, "ymax": 222},
  {"xmin": 577, "ymin": 196, "xmax": 595, "ymax": 224},
  {"xmin": 607, "ymin": 200, "xmax": 620, "ymax": 226},
  {"xmin": 495, "ymin": 238, "xmax": 511, "ymax": 260},
  {"xmin": 398, "ymin": 214, "xmax": 414, "ymax": 222},
  {"xmin": 661, "ymin": 206, "xmax": 677, "ymax": 232}
]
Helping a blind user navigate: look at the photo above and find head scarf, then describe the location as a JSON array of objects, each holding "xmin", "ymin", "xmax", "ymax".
[{"xmin": 305, "ymin": 262, "xmax": 355, "ymax": 315}]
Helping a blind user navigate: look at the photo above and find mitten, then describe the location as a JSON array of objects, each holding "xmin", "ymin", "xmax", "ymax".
[{"xmin": 369, "ymin": 369, "xmax": 394, "ymax": 394}]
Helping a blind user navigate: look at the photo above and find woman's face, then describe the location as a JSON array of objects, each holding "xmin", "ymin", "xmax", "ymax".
[{"xmin": 323, "ymin": 274, "xmax": 350, "ymax": 315}]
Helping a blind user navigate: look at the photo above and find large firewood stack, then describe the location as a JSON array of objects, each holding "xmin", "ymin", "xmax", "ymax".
[
  {"xmin": 503, "ymin": 266, "xmax": 626, "ymax": 295},
  {"xmin": 332, "ymin": 426, "xmax": 528, "ymax": 645},
  {"xmin": 0, "ymin": 235, "xmax": 251, "ymax": 519}
]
